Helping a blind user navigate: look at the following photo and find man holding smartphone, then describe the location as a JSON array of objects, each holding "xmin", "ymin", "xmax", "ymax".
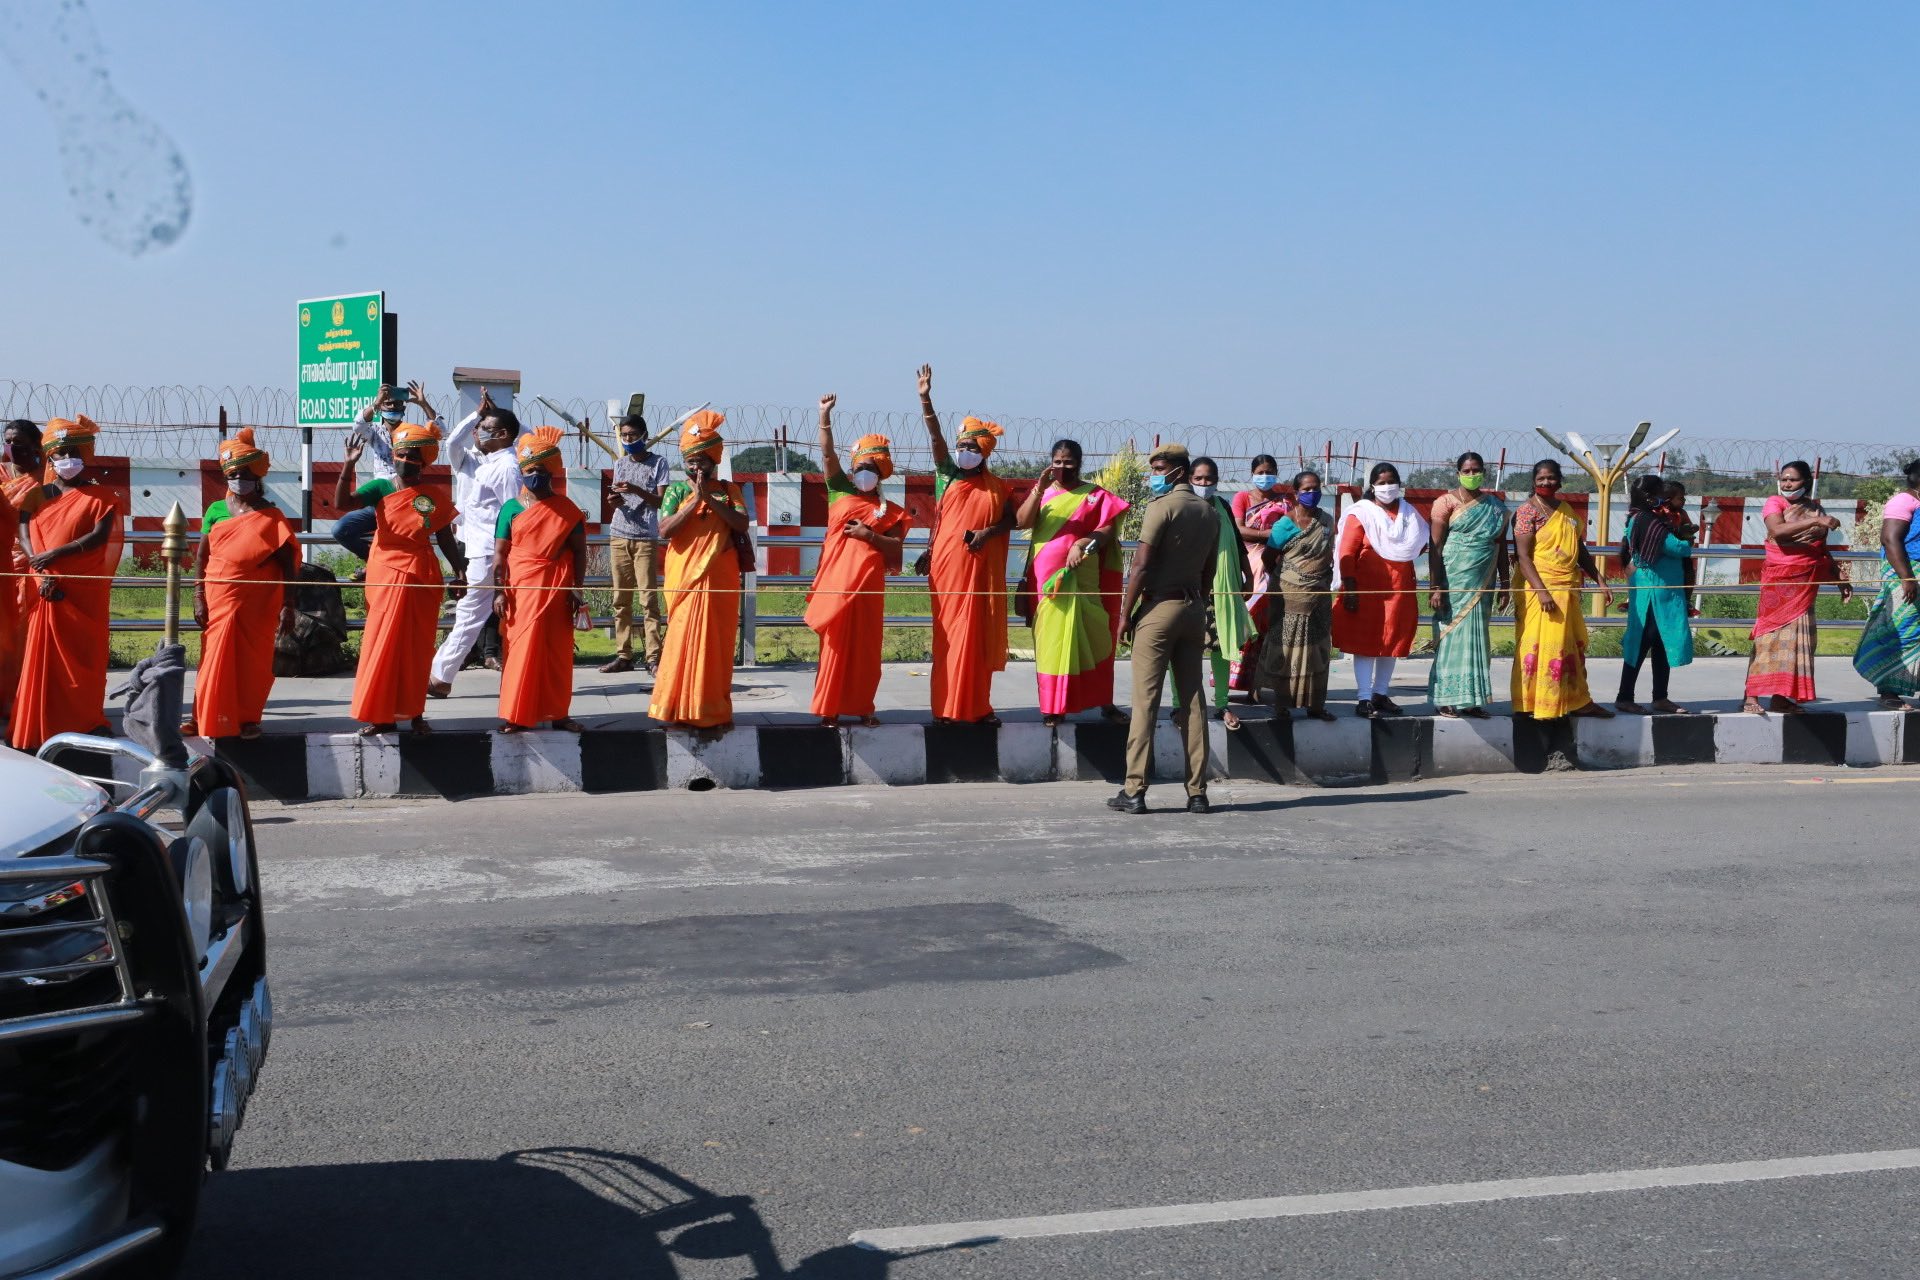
[
  {"xmin": 333, "ymin": 383, "xmax": 410, "ymax": 568},
  {"xmin": 601, "ymin": 412, "xmax": 671, "ymax": 673}
]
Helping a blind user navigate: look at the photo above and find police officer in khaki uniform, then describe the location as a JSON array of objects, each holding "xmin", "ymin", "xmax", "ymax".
[{"xmin": 1108, "ymin": 443, "xmax": 1219, "ymax": 814}]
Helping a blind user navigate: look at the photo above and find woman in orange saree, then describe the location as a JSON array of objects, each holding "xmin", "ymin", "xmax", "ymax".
[
  {"xmin": 0, "ymin": 419, "xmax": 46, "ymax": 717},
  {"xmin": 187, "ymin": 429, "xmax": 300, "ymax": 739},
  {"xmin": 806, "ymin": 395, "xmax": 910, "ymax": 726},
  {"xmin": 917, "ymin": 365, "xmax": 1014, "ymax": 725},
  {"xmin": 648, "ymin": 412, "xmax": 750, "ymax": 739},
  {"xmin": 334, "ymin": 421, "xmax": 465, "ymax": 736},
  {"xmin": 10, "ymin": 416, "xmax": 122, "ymax": 751},
  {"xmin": 495, "ymin": 427, "xmax": 588, "ymax": 733}
]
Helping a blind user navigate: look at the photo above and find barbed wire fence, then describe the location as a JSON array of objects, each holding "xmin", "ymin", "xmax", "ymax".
[{"xmin": 4, "ymin": 379, "xmax": 1910, "ymax": 492}]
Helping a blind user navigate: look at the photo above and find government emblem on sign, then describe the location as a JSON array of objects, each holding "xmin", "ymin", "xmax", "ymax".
[
  {"xmin": 331, "ymin": 301, "xmax": 345, "ymax": 327},
  {"xmin": 299, "ymin": 306, "xmax": 311, "ymax": 328},
  {"xmin": 366, "ymin": 299, "xmax": 379, "ymax": 321}
]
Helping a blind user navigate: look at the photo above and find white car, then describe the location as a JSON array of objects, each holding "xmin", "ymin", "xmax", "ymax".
[{"xmin": 0, "ymin": 734, "xmax": 270, "ymax": 1279}]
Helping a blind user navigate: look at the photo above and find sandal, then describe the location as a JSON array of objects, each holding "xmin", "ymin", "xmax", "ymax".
[
  {"xmin": 358, "ymin": 723, "xmax": 396, "ymax": 737},
  {"xmin": 1742, "ymin": 698, "xmax": 1766, "ymax": 716},
  {"xmin": 1460, "ymin": 706, "xmax": 1492, "ymax": 720},
  {"xmin": 409, "ymin": 717, "xmax": 434, "ymax": 736},
  {"xmin": 499, "ymin": 723, "xmax": 529, "ymax": 735},
  {"xmin": 1042, "ymin": 714, "xmax": 1064, "ymax": 728},
  {"xmin": 976, "ymin": 713, "xmax": 1003, "ymax": 728},
  {"xmin": 178, "ymin": 719, "xmax": 199, "ymax": 736},
  {"xmin": 1569, "ymin": 702, "xmax": 1615, "ymax": 719},
  {"xmin": 1769, "ymin": 696, "xmax": 1804, "ymax": 716},
  {"xmin": 860, "ymin": 715, "xmax": 882, "ymax": 728},
  {"xmin": 1650, "ymin": 700, "xmax": 1691, "ymax": 715},
  {"xmin": 552, "ymin": 719, "xmax": 586, "ymax": 734},
  {"xmin": 1436, "ymin": 706, "xmax": 1460, "ymax": 719},
  {"xmin": 1878, "ymin": 694, "xmax": 1907, "ymax": 711},
  {"xmin": 1222, "ymin": 709, "xmax": 1241, "ymax": 731},
  {"xmin": 238, "ymin": 723, "xmax": 263, "ymax": 740},
  {"xmin": 1614, "ymin": 701, "xmax": 1648, "ymax": 715},
  {"xmin": 819, "ymin": 716, "xmax": 839, "ymax": 728},
  {"xmin": 1099, "ymin": 704, "xmax": 1128, "ymax": 724}
]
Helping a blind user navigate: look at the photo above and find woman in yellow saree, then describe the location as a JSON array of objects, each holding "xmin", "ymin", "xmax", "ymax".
[
  {"xmin": 1014, "ymin": 439, "xmax": 1129, "ymax": 726},
  {"xmin": 648, "ymin": 412, "xmax": 750, "ymax": 739},
  {"xmin": 1512, "ymin": 459, "xmax": 1614, "ymax": 720}
]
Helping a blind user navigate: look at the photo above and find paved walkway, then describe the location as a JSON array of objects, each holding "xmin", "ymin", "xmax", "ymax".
[{"xmin": 171, "ymin": 655, "xmax": 1887, "ymax": 736}]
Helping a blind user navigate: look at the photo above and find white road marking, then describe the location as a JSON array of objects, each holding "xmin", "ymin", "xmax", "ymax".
[{"xmin": 850, "ymin": 1148, "xmax": 1920, "ymax": 1251}]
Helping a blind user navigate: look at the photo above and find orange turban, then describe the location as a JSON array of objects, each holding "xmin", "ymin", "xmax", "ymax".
[
  {"xmin": 218, "ymin": 427, "xmax": 270, "ymax": 477},
  {"xmin": 850, "ymin": 434, "xmax": 894, "ymax": 481},
  {"xmin": 516, "ymin": 426, "xmax": 566, "ymax": 477},
  {"xmin": 955, "ymin": 416, "xmax": 1003, "ymax": 457},
  {"xmin": 44, "ymin": 414, "xmax": 100, "ymax": 458},
  {"xmin": 390, "ymin": 421, "xmax": 442, "ymax": 468},
  {"xmin": 680, "ymin": 410, "xmax": 726, "ymax": 464}
]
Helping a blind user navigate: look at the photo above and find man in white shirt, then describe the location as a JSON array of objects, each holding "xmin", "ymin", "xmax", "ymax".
[
  {"xmin": 334, "ymin": 383, "xmax": 406, "ymax": 565},
  {"xmin": 428, "ymin": 390, "xmax": 525, "ymax": 695}
]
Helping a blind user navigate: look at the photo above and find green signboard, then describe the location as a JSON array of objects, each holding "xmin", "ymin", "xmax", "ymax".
[{"xmin": 297, "ymin": 291, "xmax": 386, "ymax": 427}]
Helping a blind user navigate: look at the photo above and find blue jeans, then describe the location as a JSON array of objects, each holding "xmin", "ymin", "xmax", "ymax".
[{"xmin": 333, "ymin": 507, "xmax": 376, "ymax": 562}]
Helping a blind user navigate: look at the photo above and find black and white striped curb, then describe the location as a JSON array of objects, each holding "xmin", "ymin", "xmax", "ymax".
[{"xmin": 37, "ymin": 710, "xmax": 1920, "ymax": 801}]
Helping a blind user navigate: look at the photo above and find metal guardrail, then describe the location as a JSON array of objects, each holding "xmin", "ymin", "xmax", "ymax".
[{"xmin": 105, "ymin": 532, "xmax": 1881, "ymax": 650}]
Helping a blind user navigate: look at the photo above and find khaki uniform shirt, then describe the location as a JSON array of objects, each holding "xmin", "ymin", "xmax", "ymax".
[{"xmin": 1135, "ymin": 483, "xmax": 1218, "ymax": 597}]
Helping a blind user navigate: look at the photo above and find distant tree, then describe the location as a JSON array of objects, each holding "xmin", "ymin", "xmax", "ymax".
[{"xmin": 731, "ymin": 445, "xmax": 820, "ymax": 473}]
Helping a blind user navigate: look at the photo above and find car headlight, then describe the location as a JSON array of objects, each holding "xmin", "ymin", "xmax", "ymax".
[{"xmin": 167, "ymin": 836, "xmax": 214, "ymax": 963}]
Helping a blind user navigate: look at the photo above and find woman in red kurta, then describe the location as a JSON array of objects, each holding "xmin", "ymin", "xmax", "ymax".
[
  {"xmin": 806, "ymin": 396, "xmax": 910, "ymax": 725},
  {"xmin": 0, "ymin": 419, "xmax": 46, "ymax": 719},
  {"xmin": 188, "ymin": 429, "xmax": 300, "ymax": 739},
  {"xmin": 917, "ymin": 365, "xmax": 1015, "ymax": 725},
  {"xmin": 495, "ymin": 427, "xmax": 588, "ymax": 733},
  {"xmin": 334, "ymin": 422, "xmax": 465, "ymax": 736},
  {"xmin": 9, "ymin": 416, "xmax": 122, "ymax": 751},
  {"xmin": 1333, "ymin": 462, "xmax": 1429, "ymax": 717}
]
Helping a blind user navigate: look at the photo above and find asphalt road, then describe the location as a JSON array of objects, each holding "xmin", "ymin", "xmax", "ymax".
[{"xmin": 186, "ymin": 769, "xmax": 1920, "ymax": 1278}]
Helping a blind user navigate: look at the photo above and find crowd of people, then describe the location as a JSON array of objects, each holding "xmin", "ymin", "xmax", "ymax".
[{"xmin": 5, "ymin": 380, "xmax": 1920, "ymax": 809}]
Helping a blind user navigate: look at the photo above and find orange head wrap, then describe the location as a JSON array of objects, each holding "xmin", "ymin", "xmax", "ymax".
[
  {"xmin": 44, "ymin": 414, "xmax": 100, "ymax": 459},
  {"xmin": 516, "ymin": 426, "xmax": 567, "ymax": 477},
  {"xmin": 955, "ymin": 416, "xmax": 1003, "ymax": 457},
  {"xmin": 680, "ymin": 410, "xmax": 726, "ymax": 465},
  {"xmin": 390, "ymin": 421, "xmax": 442, "ymax": 469},
  {"xmin": 850, "ymin": 433, "xmax": 894, "ymax": 481},
  {"xmin": 218, "ymin": 427, "xmax": 271, "ymax": 477}
]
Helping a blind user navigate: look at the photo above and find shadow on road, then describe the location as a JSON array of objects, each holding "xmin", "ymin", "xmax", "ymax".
[
  {"xmin": 1225, "ymin": 787, "xmax": 1467, "ymax": 812},
  {"xmin": 187, "ymin": 1146, "xmax": 978, "ymax": 1278}
]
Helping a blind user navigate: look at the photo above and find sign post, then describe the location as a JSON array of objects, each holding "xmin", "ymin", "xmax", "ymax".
[{"xmin": 297, "ymin": 291, "xmax": 389, "ymax": 529}]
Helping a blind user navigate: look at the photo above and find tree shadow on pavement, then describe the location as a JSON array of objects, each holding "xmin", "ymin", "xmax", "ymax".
[
  {"xmin": 186, "ymin": 1146, "xmax": 979, "ymax": 1278},
  {"xmin": 1224, "ymin": 787, "xmax": 1467, "ymax": 812}
]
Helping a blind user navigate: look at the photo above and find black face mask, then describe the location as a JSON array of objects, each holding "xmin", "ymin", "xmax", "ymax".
[{"xmin": 524, "ymin": 471, "xmax": 552, "ymax": 494}]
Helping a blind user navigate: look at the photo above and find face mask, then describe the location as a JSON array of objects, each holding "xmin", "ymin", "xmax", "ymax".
[
  {"xmin": 523, "ymin": 470, "xmax": 552, "ymax": 494},
  {"xmin": 1192, "ymin": 483, "xmax": 1217, "ymax": 502},
  {"xmin": 1535, "ymin": 482, "xmax": 1560, "ymax": 498},
  {"xmin": 623, "ymin": 440, "xmax": 646, "ymax": 458},
  {"xmin": 1779, "ymin": 482, "xmax": 1805, "ymax": 499},
  {"xmin": 1459, "ymin": 473, "xmax": 1484, "ymax": 491},
  {"xmin": 1295, "ymin": 489, "xmax": 1321, "ymax": 508},
  {"xmin": 380, "ymin": 410, "xmax": 405, "ymax": 425},
  {"xmin": 1373, "ymin": 483, "xmax": 1403, "ymax": 504},
  {"xmin": 954, "ymin": 449, "xmax": 984, "ymax": 471},
  {"xmin": 1146, "ymin": 473, "xmax": 1174, "ymax": 497},
  {"xmin": 852, "ymin": 468, "xmax": 880, "ymax": 493},
  {"xmin": 228, "ymin": 475, "xmax": 260, "ymax": 496},
  {"xmin": 51, "ymin": 456, "xmax": 85, "ymax": 480},
  {"xmin": 1251, "ymin": 474, "xmax": 1278, "ymax": 492}
]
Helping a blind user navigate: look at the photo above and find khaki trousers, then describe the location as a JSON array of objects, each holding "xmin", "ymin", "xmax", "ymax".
[
  {"xmin": 609, "ymin": 537, "xmax": 665, "ymax": 666},
  {"xmin": 1124, "ymin": 598, "xmax": 1210, "ymax": 798}
]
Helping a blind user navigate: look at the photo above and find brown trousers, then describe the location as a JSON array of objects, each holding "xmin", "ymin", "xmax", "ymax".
[
  {"xmin": 1124, "ymin": 598, "xmax": 1210, "ymax": 797},
  {"xmin": 609, "ymin": 536, "xmax": 665, "ymax": 666}
]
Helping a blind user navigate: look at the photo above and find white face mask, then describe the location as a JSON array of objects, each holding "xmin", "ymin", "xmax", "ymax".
[
  {"xmin": 954, "ymin": 449, "xmax": 985, "ymax": 471},
  {"xmin": 1373, "ymin": 483, "xmax": 1403, "ymax": 504},
  {"xmin": 1778, "ymin": 481, "xmax": 1806, "ymax": 499},
  {"xmin": 51, "ymin": 456, "xmax": 85, "ymax": 480},
  {"xmin": 228, "ymin": 475, "xmax": 260, "ymax": 496},
  {"xmin": 1192, "ymin": 483, "xmax": 1217, "ymax": 501},
  {"xmin": 852, "ymin": 468, "xmax": 880, "ymax": 493}
]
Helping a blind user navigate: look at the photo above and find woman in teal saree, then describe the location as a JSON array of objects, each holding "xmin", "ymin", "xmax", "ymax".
[{"xmin": 1425, "ymin": 452, "xmax": 1509, "ymax": 717}]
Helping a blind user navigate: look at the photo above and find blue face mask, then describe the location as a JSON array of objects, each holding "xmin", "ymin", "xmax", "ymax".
[
  {"xmin": 1146, "ymin": 473, "xmax": 1174, "ymax": 496},
  {"xmin": 1295, "ymin": 489, "xmax": 1321, "ymax": 508},
  {"xmin": 1251, "ymin": 474, "xmax": 1279, "ymax": 492},
  {"xmin": 523, "ymin": 470, "xmax": 552, "ymax": 494},
  {"xmin": 380, "ymin": 410, "xmax": 404, "ymax": 424},
  {"xmin": 623, "ymin": 440, "xmax": 647, "ymax": 459}
]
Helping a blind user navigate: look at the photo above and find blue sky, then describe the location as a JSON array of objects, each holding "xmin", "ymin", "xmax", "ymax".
[{"xmin": 3, "ymin": 1, "xmax": 1916, "ymax": 442}]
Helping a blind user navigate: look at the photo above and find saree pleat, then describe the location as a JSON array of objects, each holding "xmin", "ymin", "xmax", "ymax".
[
  {"xmin": 1511, "ymin": 500, "xmax": 1590, "ymax": 719},
  {"xmin": 498, "ymin": 496, "xmax": 584, "ymax": 728},
  {"xmin": 195, "ymin": 506, "xmax": 299, "ymax": 736},
  {"xmin": 1029, "ymin": 484, "xmax": 1129, "ymax": 715},
  {"xmin": 1427, "ymin": 495, "xmax": 1505, "ymax": 709},
  {"xmin": 1255, "ymin": 507, "xmax": 1334, "ymax": 710}
]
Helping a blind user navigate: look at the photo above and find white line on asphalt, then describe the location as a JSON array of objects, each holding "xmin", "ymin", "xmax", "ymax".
[{"xmin": 849, "ymin": 1148, "xmax": 1920, "ymax": 1251}]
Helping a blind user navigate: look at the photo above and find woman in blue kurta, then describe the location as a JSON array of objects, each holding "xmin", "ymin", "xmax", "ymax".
[
  {"xmin": 1852, "ymin": 460, "xmax": 1920, "ymax": 708},
  {"xmin": 1615, "ymin": 473, "xmax": 1694, "ymax": 714}
]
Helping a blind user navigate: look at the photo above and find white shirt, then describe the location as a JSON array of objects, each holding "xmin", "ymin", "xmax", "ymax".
[
  {"xmin": 348, "ymin": 406, "xmax": 399, "ymax": 483},
  {"xmin": 445, "ymin": 411, "xmax": 527, "ymax": 556}
]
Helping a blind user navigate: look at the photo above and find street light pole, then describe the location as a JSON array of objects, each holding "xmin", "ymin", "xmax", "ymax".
[{"xmin": 1535, "ymin": 422, "xmax": 1682, "ymax": 616}]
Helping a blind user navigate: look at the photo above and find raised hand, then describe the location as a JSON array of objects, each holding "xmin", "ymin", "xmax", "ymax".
[
  {"xmin": 407, "ymin": 379, "xmax": 430, "ymax": 408},
  {"xmin": 344, "ymin": 438, "xmax": 365, "ymax": 466},
  {"xmin": 917, "ymin": 364, "xmax": 932, "ymax": 398},
  {"xmin": 819, "ymin": 393, "xmax": 837, "ymax": 421}
]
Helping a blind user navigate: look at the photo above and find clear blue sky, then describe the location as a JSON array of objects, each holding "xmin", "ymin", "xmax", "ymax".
[{"xmin": 4, "ymin": 0, "xmax": 1916, "ymax": 442}]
